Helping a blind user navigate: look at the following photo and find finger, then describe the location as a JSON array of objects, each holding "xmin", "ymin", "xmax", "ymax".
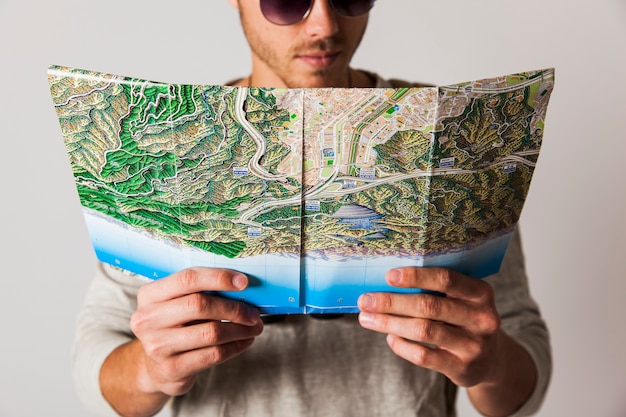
[
  {"xmin": 142, "ymin": 320, "xmax": 264, "ymax": 359},
  {"xmin": 385, "ymin": 267, "xmax": 493, "ymax": 302},
  {"xmin": 132, "ymin": 293, "xmax": 261, "ymax": 332},
  {"xmin": 359, "ymin": 292, "xmax": 476, "ymax": 327},
  {"xmin": 152, "ymin": 338, "xmax": 256, "ymax": 394},
  {"xmin": 138, "ymin": 268, "xmax": 249, "ymax": 304},
  {"xmin": 358, "ymin": 312, "xmax": 471, "ymax": 352},
  {"xmin": 172, "ymin": 338, "xmax": 255, "ymax": 375},
  {"xmin": 168, "ymin": 293, "xmax": 260, "ymax": 327},
  {"xmin": 386, "ymin": 334, "xmax": 460, "ymax": 377}
]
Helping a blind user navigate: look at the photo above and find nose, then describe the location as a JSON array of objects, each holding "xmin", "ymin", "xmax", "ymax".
[{"xmin": 302, "ymin": 0, "xmax": 339, "ymax": 39}]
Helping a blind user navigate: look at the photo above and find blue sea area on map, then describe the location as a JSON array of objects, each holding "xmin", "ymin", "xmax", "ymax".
[
  {"xmin": 84, "ymin": 210, "xmax": 513, "ymax": 314},
  {"xmin": 302, "ymin": 233, "xmax": 512, "ymax": 313}
]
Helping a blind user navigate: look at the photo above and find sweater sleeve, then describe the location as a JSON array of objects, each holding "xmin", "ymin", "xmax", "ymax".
[
  {"xmin": 72, "ymin": 263, "xmax": 143, "ymax": 417},
  {"xmin": 484, "ymin": 228, "xmax": 552, "ymax": 416}
]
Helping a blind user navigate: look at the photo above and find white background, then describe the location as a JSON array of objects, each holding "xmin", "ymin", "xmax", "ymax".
[{"xmin": 1, "ymin": 0, "xmax": 625, "ymax": 416}]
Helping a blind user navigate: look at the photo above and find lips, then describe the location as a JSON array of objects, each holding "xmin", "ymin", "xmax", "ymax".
[{"xmin": 296, "ymin": 51, "xmax": 341, "ymax": 69}]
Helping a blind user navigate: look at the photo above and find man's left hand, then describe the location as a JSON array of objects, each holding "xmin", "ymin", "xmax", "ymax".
[{"xmin": 357, "ymin": 267, "xmax": 504, "ymax": 388}]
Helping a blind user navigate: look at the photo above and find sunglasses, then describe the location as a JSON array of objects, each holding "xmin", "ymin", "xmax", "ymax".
[{"xmin": 260, "ymin": 0, "xmax": 376, "ymax": 26}]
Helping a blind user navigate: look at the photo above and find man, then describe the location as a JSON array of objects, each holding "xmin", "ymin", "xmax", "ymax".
[{"xmin": 73, "ymin": 1, "xmax": 551, "ymax": 416}]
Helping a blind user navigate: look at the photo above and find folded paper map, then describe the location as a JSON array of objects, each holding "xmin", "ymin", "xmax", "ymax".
[{"xmin": 48, "ymin": 65, "xmax": 554, "ymax": 314}]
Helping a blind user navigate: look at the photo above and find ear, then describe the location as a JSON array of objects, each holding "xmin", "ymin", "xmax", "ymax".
[{"xmin": 227, "ymin": 0, "xmax": 239, "ymax": 10}]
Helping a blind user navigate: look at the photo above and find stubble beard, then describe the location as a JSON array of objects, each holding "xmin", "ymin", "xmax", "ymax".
[
  {"xmin": 240, "ymin": 16, "xmax": 365, "ymax": 88},
  {"xmin": 263, "ymin": 39, "xmax": 346, "ymax": 87}
]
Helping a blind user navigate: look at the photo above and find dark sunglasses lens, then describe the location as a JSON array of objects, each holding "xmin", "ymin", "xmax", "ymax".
[
  {"xmin": 330, "ymin": 0, "xmax": 375, "ymax": 17},
  {"xmin": 261, "ymin": 0, "xmax": 312, "ymax": 25}
]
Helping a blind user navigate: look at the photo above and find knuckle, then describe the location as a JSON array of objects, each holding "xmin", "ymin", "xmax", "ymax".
[
  {"xmin": 478, "ymin": 309, "xmax": 501, "ymax": 334},
  {"xmin": 388, "ymin": 335, "xmax": 430, "ymax": 367},
  {"xmin": 230, "ymin": 301, "xmax": 249, "ymax": 320},
  {"xmin": 421, "ymin": 295, "xmax": 442, "ymax": 317},
  {"xmin": 198, "ymin": 322, "xmax": 220, "ymax": 345},
  {"xmin": 463, "ymin": 338, "xmax": 482, "ymax": 360},
  {"xmin": 486, "ymin": 312, "xmax": 501, "ymax": 333},
  {"xmin": 203, "ymin": 346, "xmax": 227, "ymax": 366},
  {"xmin": 143, "ymin": 338, "xmax": 168, "ymax": 359},
  {"xmin": 412, "ymin": 320, "xmax": 433, "ymax": 342},
  {"xmin": 434, "ymin": 268, "xmax": 454, "ymax": 292},
  {"xmin": 185, "ymin": 293, "xmax": 210, "ymax": 314},
  {"xmin": 177, "ymin": 268, "xmax": 201, "ymax": 291}
]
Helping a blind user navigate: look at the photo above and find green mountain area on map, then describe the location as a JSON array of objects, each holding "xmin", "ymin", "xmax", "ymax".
[{"xmin": 49, "ymin": 66, "xmax": 554, "ymax": 261}]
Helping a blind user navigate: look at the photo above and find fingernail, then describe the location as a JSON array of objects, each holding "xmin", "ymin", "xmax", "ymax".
[
  {"xmin": 387, "ymin": 269, "xmax": 402, "ymax": 285},
  {"xmin": 232, "ymin": 273, "xmax": 248, "ymax": 290},
  {"xmin": 359, "ymin": 312, "xmax": 374, "ymax": 326},
  {"xmin": 358, "ymin": 293, "xmax": 373, "ymax": 310}
]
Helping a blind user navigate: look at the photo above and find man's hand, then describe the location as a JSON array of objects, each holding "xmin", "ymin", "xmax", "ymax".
[
  {"xmin": 357, "ymin": 267, "xmax": 536, "ymax": 417},
  {"xmin": 357, "ymin": 267, "xmax": 501, "ymax": 387},
  {"xmin": 101, "ymin": 268, "xmax": 263, "ymax": 417}
]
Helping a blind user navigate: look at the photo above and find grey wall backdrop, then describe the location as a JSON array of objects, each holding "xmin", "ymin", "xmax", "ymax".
[{"xmin": 1, "ymin": 0, "xmax": 625, "ymax": 416}]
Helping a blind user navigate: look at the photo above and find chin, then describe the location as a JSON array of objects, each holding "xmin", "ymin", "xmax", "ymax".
[
  {"xmin": 290, "ymin": 73, "xmax": 346, "ymax": 89},
  {"xmin": 280, "ymin": 63, "xmax": 346, "ymax": 88}
]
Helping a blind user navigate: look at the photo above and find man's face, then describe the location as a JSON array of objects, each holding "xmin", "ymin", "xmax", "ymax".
[{"xmin": 231, "ymin": 0, "xmax": 369, "ymax": 88}]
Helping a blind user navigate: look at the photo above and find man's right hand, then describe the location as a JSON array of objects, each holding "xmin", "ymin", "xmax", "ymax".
[{"xmin": 100, "ymin": 268, "xmax": 263, "ymax": 417}]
